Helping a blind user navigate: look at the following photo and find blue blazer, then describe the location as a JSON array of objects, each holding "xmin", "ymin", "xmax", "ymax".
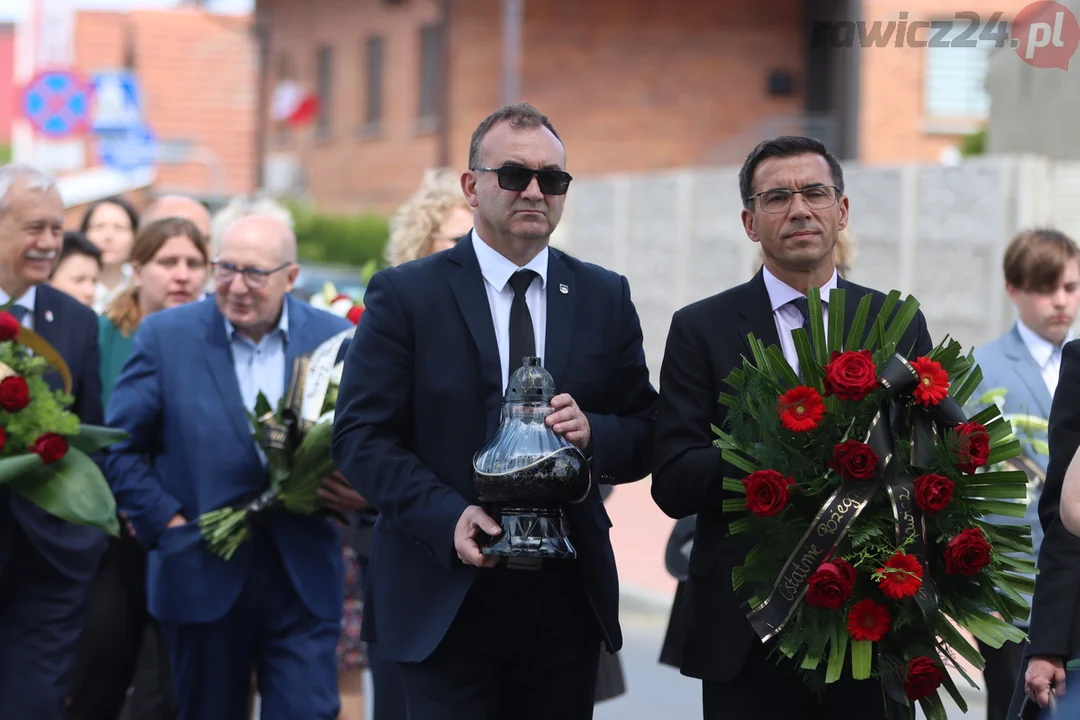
[
  {"xmin": 330, "ymin": 236, "xmax": 658, "ymax": 663},
  {"xmin": 104, "ymin": 296, "xmax": 352, "ymax": 625},
  {"xmin": 971, "ymin": 323, "xmax": 1053, "ymax": 565},
  {"xmin": 0, "ymin": 284, "xmax": 106, "ymax": 583}
]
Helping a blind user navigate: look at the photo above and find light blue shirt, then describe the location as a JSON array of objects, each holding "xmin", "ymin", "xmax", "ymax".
[{"xmin": 223, "ymin": 301, "xmax": 290, "ymax": 414}]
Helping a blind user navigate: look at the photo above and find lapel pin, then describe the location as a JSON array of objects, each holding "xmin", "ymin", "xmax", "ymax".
[
  {"xmin": 559, "ymin": 284, "xmax": 569, "ymax": 294},
  {"xmin": 44, "ymin": 310, "xmax": 53, "ymax": 323}
]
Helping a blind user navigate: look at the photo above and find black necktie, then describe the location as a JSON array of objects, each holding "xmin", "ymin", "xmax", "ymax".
[
  {"xmin": 507, "ymin": 269, "xmax": 538, "ymax": 384},
  {"xmin": 791, "ymin": 296, "xmax": 816, "ymax": 364}
]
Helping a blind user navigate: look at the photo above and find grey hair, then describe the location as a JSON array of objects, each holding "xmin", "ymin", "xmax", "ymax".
[
  {"xmin": 211, "ymin": 194, "xmax": 297, "ymax": 262},
  {"xmin": 0, "ymin": 164, "xmax": 58, "ymax": 213}
]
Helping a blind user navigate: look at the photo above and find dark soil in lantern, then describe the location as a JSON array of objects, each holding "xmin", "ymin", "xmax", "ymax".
[{"xmin": 475, "ymin": 446, "xmax": 590, "ymax": 503}]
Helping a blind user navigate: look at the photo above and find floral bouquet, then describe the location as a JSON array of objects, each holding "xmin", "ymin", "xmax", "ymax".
[
  {"xmin": 716, "ymin": 287, "xmax": 1031, "ymax": 720},
  {"xmin": 198, "ymin": 323, "xmax": 355, "ymax": 560},
  {"xmin": 0, "ymin": 307, "xmax": 129, "ymax": 535},
  {"xmin": 309, "ymin": 281, "xmax": 365, "ymax": 324}
]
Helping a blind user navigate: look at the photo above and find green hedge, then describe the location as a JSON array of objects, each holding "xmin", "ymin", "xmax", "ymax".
[{"xmin": 290, "ymin": 204, "xmax": 389, "ymax": 269}]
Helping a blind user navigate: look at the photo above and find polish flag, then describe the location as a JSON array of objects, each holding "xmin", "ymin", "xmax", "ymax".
[{"xmin": 270, "ymin": 80, "xmax": 320, "ymax": 126}]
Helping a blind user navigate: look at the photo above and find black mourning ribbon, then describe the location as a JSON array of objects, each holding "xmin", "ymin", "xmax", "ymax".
[{"xmin": 747, "ymin": 354, "xmax": 967, "ymax": 643}]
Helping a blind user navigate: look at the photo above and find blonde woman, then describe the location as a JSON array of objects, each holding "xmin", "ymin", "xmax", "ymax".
[{"xmin": 385, "ymin": 167, "xmax": 474, "ymax": 265}]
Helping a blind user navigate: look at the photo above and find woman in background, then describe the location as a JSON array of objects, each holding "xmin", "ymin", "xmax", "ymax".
[
  {"xmin": 68, "ymin": 217, "xmax": 209, "ymax": 720},
  {"xmin": 385, "ymin": 167, "xmax": 474, "ymax": 266},
  {"xmin": 49, "ymin": 231, "xmax": 102, "ymax": 308},
  {"xmin": 81, "ymin": 196, "xmax": 139, "ymax": 314}
]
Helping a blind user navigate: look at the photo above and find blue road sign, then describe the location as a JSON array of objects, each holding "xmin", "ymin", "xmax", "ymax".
[
  {"xmin": 21, "ymin": 70, "xmax": 92, "ymax": 138},
  {"xmin": 90, "ymin": 70, "xmax": 144, "ymax": 134},
  {"xmin": 98, "ymin": 124, "xmax": 158, "ymax": 171}
]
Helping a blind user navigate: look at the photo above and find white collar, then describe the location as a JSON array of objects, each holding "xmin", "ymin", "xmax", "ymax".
[
  {"xmin": 224, "ymin": 297, "xmax": 291, "ymax": 343},
  {"xmin": 0, "ymin": 285, "xmax": 37, "ymax": 313},
  {"xmin": 1016, "ymin": 319, "xmax": 1071, "ymax": 369},
  {"xmin": 762, "ymin": 265, "xmax": 839, "ymax": 312},
  {"xmin": 471, "ymin": 229, "xmax": 549, "ymax": 293}
]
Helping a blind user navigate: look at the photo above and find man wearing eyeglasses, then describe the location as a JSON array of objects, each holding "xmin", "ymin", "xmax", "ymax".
[
  {"xmin": 104, "ymin": 210, "xmax": 368, "ymax": 720},
  {"xmin": 332, "ymin": 102, "xmax": 657, "ymax": 719},
  {"xmin": 652, "ymin": 136, "xmax": 934, "ymax": 720}
]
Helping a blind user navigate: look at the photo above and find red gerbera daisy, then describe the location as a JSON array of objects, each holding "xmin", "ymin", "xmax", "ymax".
[
  {"xmin": 777, "ymin": 385, "xmax": 825, "ymax": 432},
  {"xmin": 876, "ymin": 552, "xmax": 924, "ymax": 600},
  {"xmin": 847, "ymin": 599, "xmax": 891, "ymax": 642},
  {"xmin": 910, "ymin": 357, "xmax": 950, "ymax": 407}
]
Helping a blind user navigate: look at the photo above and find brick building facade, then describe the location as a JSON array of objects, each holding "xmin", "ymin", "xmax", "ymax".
[
  {"xmin": 256, "ymin": 0, "xmax": 859, "ymax": 212},
  {"xmin": 74, "ymin": 9, "xmax": 257, "ymax": 201},
  {"xmin": 256, "ymin": 0, "xmax": 1027, "ymax": 212}
]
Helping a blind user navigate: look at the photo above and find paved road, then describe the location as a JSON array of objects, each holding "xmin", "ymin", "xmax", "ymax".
[{"xmin": 596, "ymin": 605, "xmax": 986, "ymax": 720}]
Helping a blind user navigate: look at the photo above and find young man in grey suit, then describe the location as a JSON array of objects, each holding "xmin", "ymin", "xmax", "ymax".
[{"xmin": 970, "ymin": 229, "xmax": 1080, "ymax": 720}]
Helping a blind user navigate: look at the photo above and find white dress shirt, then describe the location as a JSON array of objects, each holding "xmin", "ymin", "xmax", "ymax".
[
  {"xmin": 472, "ymin": 230, "xmax": 548, "ymax": 393},
  {"xmin": 762, "ymin": 265, "xmax": 839, "ymax": 377},
  {"xmin": 1016, "ymin": 319, "xmax": 1072, "ymax": 397},
  {"xmin": 0, "ymin": 286, "xmax": 37, "ymax": 331}
]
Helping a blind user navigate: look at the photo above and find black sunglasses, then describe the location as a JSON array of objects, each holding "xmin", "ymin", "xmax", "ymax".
[{"xmin": 473, "ymin": 165, "xmax": 573, "ymax": 195}]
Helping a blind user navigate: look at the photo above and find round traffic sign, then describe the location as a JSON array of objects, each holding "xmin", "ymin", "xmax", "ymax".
[{"xmin": 21, "ymin": 69, "xmax": 92, "ymax": 139}]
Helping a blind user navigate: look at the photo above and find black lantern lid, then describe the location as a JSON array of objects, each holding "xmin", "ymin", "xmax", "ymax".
[{"xmin": 506, "ymin": 357, "xmax": 555, "ymax": 404}]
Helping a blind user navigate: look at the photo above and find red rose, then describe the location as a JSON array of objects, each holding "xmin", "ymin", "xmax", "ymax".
[
  {"xmin": 30, "ymin": 432, "xmax": 67, "ymax": 464},
  {"xmin": 0, "ymin": 427, "xmax": 7, "ymax": 452},
  {"xmin": 0, "ymin": 311, "xmax": 20, "ymax": 342},
  {"xmin": 829, "ymin": 440, "xmax": 879, "ymax": 481},
  {"xmin": 346, "ymin": 305, "xmax": 364, "ymax": 325},
  {"xmin": 954, "ymin": 422, "xmax": 990, "ymax": 473},
  {"xmin": 944, "ymin": 527, "xmax": 993, "ymax": 576},
  {"xmin": 823, "ymin": 350, "xmax": 879, "ymax": 401},
  {"xmin": 904, "ymin": 656, "xmax": 944, "ymax": 701},
  {"xmin": 847, "ymin": 599, "xmax": 891, "ymax": 642},
  {"xmin": 914, "ymin": 473, "xmax": 955, "ymax": 514},
  {"xmin": 876, "ymin": 552, "xmax": 924, "ymax": 599},
  {"xmin": 742, "ymin": 469, "xmax": 796, "ymax": 517},
  {"xmin": 806, "ymin": 558, "xmax": 857, "ymax": 609},
  {"xmin": 0, "ymin": 376, "xmax": 30, "ymax": 412},
  {"xmin": 910, "ymin": 357, "xmax": 950, "ymax": 407},
  {"xmin": 777, "ymin": 385, "xmax": 825, "ymax": 432}
]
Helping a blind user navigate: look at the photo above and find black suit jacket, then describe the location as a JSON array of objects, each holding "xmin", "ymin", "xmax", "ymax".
[
  {"xmin": 1, "ymin": 284, "xmax": 105, "ymax": 582},
  {"xmin": 330, "ymin": 236, "xmax": 657, "ymax": 663},
  {"xmin": 1026, "ymin": 339, "xmax": 1080, "ymax": 661},
  {"xmin": 651, "ymin": 269, "xmax": 932, "ymax": 682}
]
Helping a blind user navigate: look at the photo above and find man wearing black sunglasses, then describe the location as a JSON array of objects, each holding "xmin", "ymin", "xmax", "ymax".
[{"xmin": 332, "ymin": 102, "xmax": 657, "ymax": 719}]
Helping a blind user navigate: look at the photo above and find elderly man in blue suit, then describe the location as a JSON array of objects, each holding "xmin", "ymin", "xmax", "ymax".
[
  {"xmin": 105, "ymin": 211, "xmax": 366, "ymax": 720},
  {"xmin": 0, "ymin": 164, "xmax": 105, "ymax": 719},
  {"xmin": 970, "ymin": 228, "xmax": 1080, "ymax": 720}
]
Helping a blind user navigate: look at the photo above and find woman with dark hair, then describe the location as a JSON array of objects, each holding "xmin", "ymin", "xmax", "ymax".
[
  {"xmin": 80, "ymin": 196, "xmax": 139, "ymax": 313},
  {"xmin": 49, "ymin": 231, "xmax": 103, "ymax": 307},
  {"xmin": 68, "ymin": 217, "xmax": 210, "ymax": 720}
]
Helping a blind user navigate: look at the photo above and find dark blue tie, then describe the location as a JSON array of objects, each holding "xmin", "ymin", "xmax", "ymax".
[
  {"xmin": 7, "ymin": 305, "xmax": 28, "ymax": 323},
  {"xmin": 791, "ymin": 296, "xmax": 816, "ymax": 362}
]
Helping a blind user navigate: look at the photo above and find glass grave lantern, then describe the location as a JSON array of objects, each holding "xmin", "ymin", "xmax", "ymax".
[{"xmin": 472, "ymin": 357, "xmax": 591, "ymax": 559}]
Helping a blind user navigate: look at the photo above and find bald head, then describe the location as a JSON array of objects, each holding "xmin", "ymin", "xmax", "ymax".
[
  {"xmin": 215, "ymin": 214, "xmax": 299, "ymax": 342},
  {"xmin": 220, "ymin": 214, "xmax": 298, "ymax": 265},
  {"xmin": 142, "ymin": 195, "xmax": 211, "ymax": 239}
]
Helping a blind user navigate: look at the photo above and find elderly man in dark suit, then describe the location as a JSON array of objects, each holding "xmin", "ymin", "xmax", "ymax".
[{"xmin": 0, "ymin": 164, "xmax": 105, "ymax": 720}]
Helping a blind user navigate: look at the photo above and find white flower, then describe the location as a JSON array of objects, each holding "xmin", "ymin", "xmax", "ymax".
[{"xmin": 330, "ymin": 362, "xmax": 343, "ymax": 387}]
